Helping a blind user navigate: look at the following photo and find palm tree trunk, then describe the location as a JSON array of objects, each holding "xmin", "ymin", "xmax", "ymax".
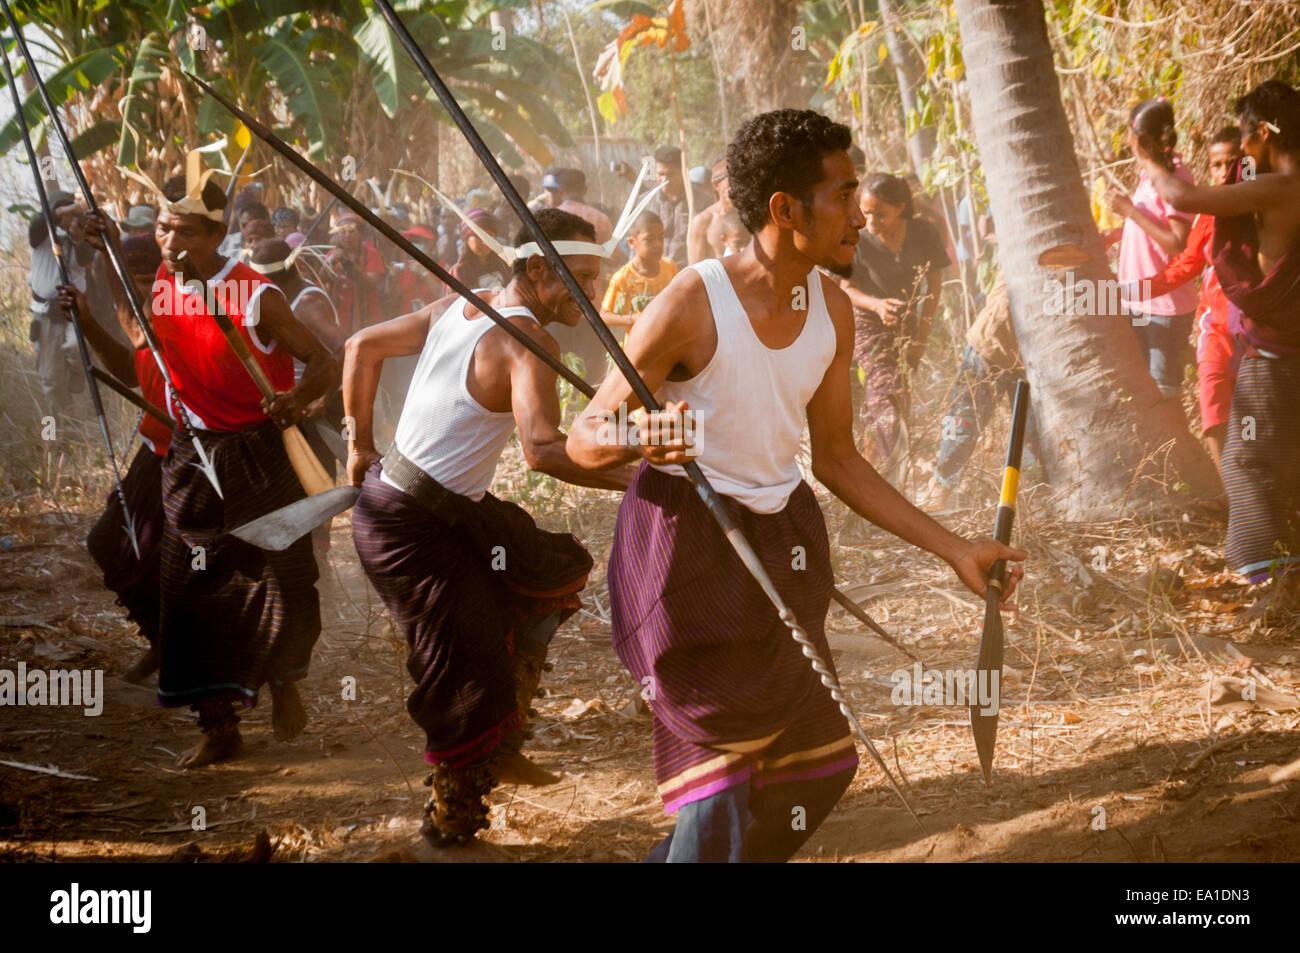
[{"xmin": 953, "ymin": 0, "xmax": 1216, "ymax": 518}]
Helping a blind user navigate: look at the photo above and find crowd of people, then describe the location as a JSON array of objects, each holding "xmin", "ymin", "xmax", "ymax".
[{"xmin": 18, "ymin": 73, "xmax": 1300, "ymax": 861}]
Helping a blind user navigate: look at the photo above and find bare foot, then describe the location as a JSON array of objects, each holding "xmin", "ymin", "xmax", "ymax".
[
  {"xmin": 271, "ymin": 682, "xmax": 308, "ymax": 741},
  {"xmin": 489, "ymin": 749, "xmax": 560, "ymax": 787},
  {"xmin": 178, "ymin": 728, "xmax": 243, "ymax": 768},
  {"xmin": 122, "ymin": 645, "xmax": 160, "ymax": 684}
]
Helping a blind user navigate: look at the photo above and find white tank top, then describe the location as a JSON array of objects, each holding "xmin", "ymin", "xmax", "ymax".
[
  {"xmin": 382, "ymin": 295, "xmax": 534, "ymax": 501},
  {"xmin": 653, "ymin": 258, "xmax": 837, "ymax": 514},
  {"xmin": 290, "ymin": 284, "xmax": 338, "ymax": 384}
]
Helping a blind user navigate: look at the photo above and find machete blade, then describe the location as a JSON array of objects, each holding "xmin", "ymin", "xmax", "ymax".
[
  {"xmin": 313, "ymin": 418, "xmax": 349, "ymax": 465},
  {"xmin": 229, "ymin": 485, "xmax": 360, "ymax": 551}
]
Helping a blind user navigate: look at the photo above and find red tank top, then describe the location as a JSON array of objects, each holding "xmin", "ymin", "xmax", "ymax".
[
  {"xmin": 150, "ymin": 258, "xmax": 294, "ymax": 431},
  {"xmin": 134, "ymin": 348, "xmax": 172, "ymax": 457}
]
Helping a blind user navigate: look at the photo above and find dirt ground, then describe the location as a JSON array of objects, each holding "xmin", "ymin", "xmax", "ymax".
[{"xmin": 2, "ymin": 444, "xmax": 1299, "ymax": 864}]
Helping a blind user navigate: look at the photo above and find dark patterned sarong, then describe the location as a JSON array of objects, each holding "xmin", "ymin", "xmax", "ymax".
[
  {"xmin": 1221, "ymin": 352, "xmax": 1300, "ymax": 582},
  {"xmin": 86, "ymin": 445, "xmax": 164, "ymax": 644},
  {"xmin": 853, "ymin": 310, "xmax": 918, "ymax": 466},
  {"xmin": 609, "ymin": 463, "xmax": 857, "ymax": 814},
  {"xmin": 156, "ymin": 421, "xmax": 321, "ymax": 708},
  {"xmin": 351, "ymin": 465, "xmax": 592, "ymax": 766}
]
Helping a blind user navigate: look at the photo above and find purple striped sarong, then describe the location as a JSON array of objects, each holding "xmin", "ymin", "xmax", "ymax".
[
  {"xmin": 1221, "ymin": 351, "xmax": 1300, "ymax": 582},
  {"xmin": 351, "ymin": 465, "xmax": 592, "ymax": 767},
  {"xmin": 157, "ymin": 421, "xmax": 321, "ymax": 708},
  {"xmin": 609, "ymin": 463, "xmax": 857, "ymax": 814},
  {"xmin": 87, "ymin": 445, "xmax": 165, "ymax": 644}
]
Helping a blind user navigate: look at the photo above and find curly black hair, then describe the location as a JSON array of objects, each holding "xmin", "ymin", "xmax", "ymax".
[
  {"xmin": 511, "ymin": 207, "xmax": 596, "ymax": 278},
  {"xmin": 1236, "ymin": 79, "xmax": 1300, "ymax": 151},
  {"xmin": 725, "ymin": 109, "xmax": 853, "ymax": 234}
]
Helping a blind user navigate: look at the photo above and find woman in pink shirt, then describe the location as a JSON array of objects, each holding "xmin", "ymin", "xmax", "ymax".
[{"xmin": 1106, "ymin": 98, "xmax": 1197, "ymax": 398}]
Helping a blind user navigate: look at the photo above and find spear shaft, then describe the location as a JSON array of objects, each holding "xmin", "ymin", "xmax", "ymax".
[
  {"xmin": 0, "ymin": 33, "xmax": 140, "ymax": 558},
  {"xmin": 372, "ymin": 0, "xmax": 921, "ymax": 827},
  {"xmin": 189, "ymin": 69, "xmax": 911, "ymax": 671},
  {"xmin": 0, "ymin": 0, "xmax": 222, "ymax": 499}
]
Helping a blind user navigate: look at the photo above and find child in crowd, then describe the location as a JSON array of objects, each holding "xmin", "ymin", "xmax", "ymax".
[{"xmin": 601, "ymin": 210, "xmax": 678, "ymax": 328}]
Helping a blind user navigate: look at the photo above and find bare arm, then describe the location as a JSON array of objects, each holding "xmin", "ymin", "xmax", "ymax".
[
  {"xmin": 1129, "ymin": 205, "xmax": 1190, "ymax": 257},
  {"xmin": 256, "ymin": 287, "xmax": 340, "ymax": 427},
  {"xmin": 81, "ymin": 212, "xmax": 148, "ymax": 349},
  {"xmin": 295, "ymin": 294, "xmax": 347, "ymax": 357},
  {"xmin": 55, "ymin": 283, "xmax": 137, "ymax": 385},
  {"xmin": 837, "ymin": 274, "xmax": 904, "ymax": 323},
  {"xmin": 807, "ymin": 276, "xmax": 1026, "ymax": 605},
  {"xmin": 507, "ymin": 328, "xmax": 634, "ymax": 491},
  {"xmin": 687, "ymin": 205, "xmax": 713, "ymax": 264},
  {"xmin": 1143, "ymin": 158, "xmax": 1283, "ymax": 217},
  {"xmin": 342, "ymin": 295, "xmax": 453, "ymax": 484},
  {"xmin": 567, "ymin": 270, "xmax": 711, "ymax": 470}
]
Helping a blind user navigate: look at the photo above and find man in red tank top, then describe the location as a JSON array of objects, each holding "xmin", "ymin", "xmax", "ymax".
[{"xmin": 108, "ymin": 172, "xmax": 338, "ymax": 768}]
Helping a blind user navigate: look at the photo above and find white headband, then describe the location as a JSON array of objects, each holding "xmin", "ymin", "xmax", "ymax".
[
  {"xmin": 243, "ymin": 242, "xmax": 335, "ymax": 276},
  {"xmin": 394, "ymin": 161, "xmax": 665, "ymax": 267}
]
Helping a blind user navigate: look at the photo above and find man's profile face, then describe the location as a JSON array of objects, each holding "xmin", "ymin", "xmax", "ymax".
[
  {"xmin": 155, "ymin": 208, "xmax": 223, "ymax": 276},
  {"xmin": 792, "ymin": 150, "xmax": 863, "ymax": 272}
]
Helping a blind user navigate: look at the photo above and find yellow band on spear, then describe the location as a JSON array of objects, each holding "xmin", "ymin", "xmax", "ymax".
[{"xmin": 999, "ymin": 466, "xmax": 1020, "ymax": 509}]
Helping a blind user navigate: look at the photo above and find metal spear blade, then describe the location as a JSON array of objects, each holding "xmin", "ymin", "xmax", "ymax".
[
  {"xmin": 191, "ymin": 437, "xmax": 223, "ymax": 500},
  {"xmin": 970, "ymin": 586, "xmax": 1004, "ymax": 785}
]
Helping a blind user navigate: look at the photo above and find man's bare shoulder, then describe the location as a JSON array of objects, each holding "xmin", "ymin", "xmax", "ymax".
[
  {"xmin": 488, "ymin": 310, "xmax": 563, "ymax": 363},
  {"xmin": 817, "ymin": 269, "xmax": 853, "ymax": 317},
  {"xmin": 816, "ymin": 268, "xmax": 856, "ymax": 347},
  {"xmin": 645, "ymin": 264, "xmax": 708, "ymax": 324}
]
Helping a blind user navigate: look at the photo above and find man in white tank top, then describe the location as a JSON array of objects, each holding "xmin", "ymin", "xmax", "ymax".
[
  {"xmin": 344, "ymin": 209, "xmax": 634, "ymax": 848},
  {"xmin": 568, "ymin": 110, "xmax": 1027, "ymax": 862}
]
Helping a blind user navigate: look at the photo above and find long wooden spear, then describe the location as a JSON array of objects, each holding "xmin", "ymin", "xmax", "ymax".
[
  {"xmin": 0, "ymin": 0, "xmax": 222, "ymax": 500},
  {"xmin": 185, "ymin": 72, "xmax": 912, "ymax": 660},
  {"xmin": 371, "ymin": 0, "xmax": 921, "ymax": 828},
  {"xmin": 0, "ymin": 37, "xmax": 140, "ymax": 558},
  {"xmin": 183, "ymin": 73, "xmax": 591, "ymax": 396}
]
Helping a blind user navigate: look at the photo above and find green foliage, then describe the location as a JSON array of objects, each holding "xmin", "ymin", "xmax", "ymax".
[
  {"xmin": 616, "ymin": 48, "xmax": 723, "ymax": 166},
  {"xmin": 0, "ymin": 47, "xmax": 119, "ymax": 157},
  {"xmin": 4, "ymin": 0, "xmax": 580, "ymax": 181}
]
